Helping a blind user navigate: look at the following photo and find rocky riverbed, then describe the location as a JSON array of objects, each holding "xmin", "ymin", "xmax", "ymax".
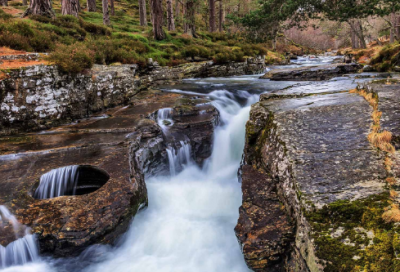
[{"xmin": 1, "ymin": 55, "xmax": 400, "ymax": 272}]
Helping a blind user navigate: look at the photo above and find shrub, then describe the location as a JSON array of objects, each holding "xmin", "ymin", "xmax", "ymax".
[
  {"xmin": 47, "ymin": 43, "xmax": 94, "ymax": 73},
  {"xmin": 80, "ymin": 20, "xmax": 110, "ymax": 36},
  {"xmin": 181, "ymin": 45, "xmax": 211, "ymax": 59},
  {"xmin": 240, "ymin": 44, "xmax": 268, "ymax": 56},
  {"xmin": 0, "ymin": 9, "xmax": 13, "ymax": 20},
  {"xmin": 0, "ymin": 32, "xmax": 32, "ymax": 51},
  {"xmin": 30, "ymin": 15, "xmax": 52, "ymax": 24},
  {"xmin": 213, "ymin": 52, "xmax": 230, "ymax": 64}
]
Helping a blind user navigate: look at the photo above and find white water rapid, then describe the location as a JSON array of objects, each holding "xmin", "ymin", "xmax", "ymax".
[
  {"xmin": 34, "ymin": 165, "xmax": 80, "ymax": 199},
  {"xmin": 157, "ymin": 108, "xmax": 174, "ymax": 131},
  {"xmin": 6, "ymin": 87, "xmax": 257, "ymax": 272},
  {"xmin": 0, "ymin": 206, "xmax": 39, "ymax": 270},
  {"xmin": 166, "ymin": 140, "xmax": 193, "ymax": 176}
]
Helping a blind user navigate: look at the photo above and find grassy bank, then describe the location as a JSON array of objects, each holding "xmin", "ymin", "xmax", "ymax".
[{"xmin": 0, "ymin": 0, "xmax": 290, "ymax": 74}]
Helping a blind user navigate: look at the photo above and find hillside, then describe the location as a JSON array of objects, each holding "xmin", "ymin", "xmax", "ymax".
[{"xmin": 0, "ymin": 0, "xmax": 294, "ymax": 73}]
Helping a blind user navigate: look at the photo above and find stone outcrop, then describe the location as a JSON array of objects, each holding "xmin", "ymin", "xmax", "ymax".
[
  {"xmin": 0, "ymin": 91, "xmax": 220, "ymax": 257},
  {"xmin": 236, "ymin": 81, "xmax": 398, "ymax": 271},
  {"xmin": 168, "ymin": 98, "xmax": 219, "ymax": 165},
  {"xmin": 1, "ymin": 57, "xmax": 265, "ymax": 136},
  {"xmin": 261, "ymin": 63, "xmax": 362, "ymax": 81}
]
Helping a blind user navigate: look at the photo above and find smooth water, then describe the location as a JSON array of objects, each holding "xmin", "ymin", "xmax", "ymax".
[
  {"xmin": 34, "ymin": 166, "xmax": 80, "ymax": 199},
  {"xmin": 166, "ymin": 140, "xmax": 193, "ymax": 176}
]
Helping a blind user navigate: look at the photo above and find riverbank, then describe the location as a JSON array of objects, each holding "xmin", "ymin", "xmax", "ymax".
[{"xmin": 0, "ymin": 54, "xmax": 265, "ymax": 136}]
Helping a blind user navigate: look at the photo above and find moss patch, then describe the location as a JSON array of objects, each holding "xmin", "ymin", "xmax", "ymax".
[{"xmin": 305, "ymin": 193, "xmax": 400, "ymax": 272}]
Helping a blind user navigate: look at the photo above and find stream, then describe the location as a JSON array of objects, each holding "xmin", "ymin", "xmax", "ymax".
[{"xmin": 0, "ymin": 56, "xmax": 392, "ymax": 272}]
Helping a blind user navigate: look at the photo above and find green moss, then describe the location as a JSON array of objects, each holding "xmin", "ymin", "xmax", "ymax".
[{"xmin": 305, "ymin": 193, "xmax": 400, "ymax": 272}]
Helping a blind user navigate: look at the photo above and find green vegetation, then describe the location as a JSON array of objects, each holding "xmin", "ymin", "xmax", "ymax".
[
  {"xmin": 0, "ymin": 6, "xmax": 281, "ymax": 74},
  {"xmin": 305, "ymin": 193, "xmax": 400, "ymax": 272},
  {"xmin": 370, "ymin": 42, "xmax": 400, "ymax": 72}
]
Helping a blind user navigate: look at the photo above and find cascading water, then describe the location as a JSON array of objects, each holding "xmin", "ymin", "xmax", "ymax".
[
  {"xmin": 34, "ymin": 165, "xmax": 79, "ymax": 199},
  {"xmin": 166, "ymin": 140, "xmax": 193, "ymax": 176},
  {"xmin": 157, "ymin": 108, "xmax": 174, "ymax": 130},
  {"xmin": 0, "ymin": 206, "xmax": 39, "ymax": 270},
  {"xmin": 6, "ymin": 84, "xmax": 257, "ymax": 272}
]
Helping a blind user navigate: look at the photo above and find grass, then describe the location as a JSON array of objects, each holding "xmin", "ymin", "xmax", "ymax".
[
  {"xmin": 0, "ymin": 4, "xmax": 288, "ymax": 73},
  {"xmin": 350, "ymin": 86, "xmax": 399, "ymax": 224}
]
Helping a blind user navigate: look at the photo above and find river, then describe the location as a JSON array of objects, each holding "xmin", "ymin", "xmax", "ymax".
[{"xmin": 0, "ymin": 56, "xmax": 390, "ymax": 272}]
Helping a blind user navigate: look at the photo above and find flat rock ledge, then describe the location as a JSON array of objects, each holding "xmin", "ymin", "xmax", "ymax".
[
  {"xmin": 260, "ymin": 63, "xmax": 362, "ymax": 81},
  {"xmin": 236, "ymin": 82, "xmax": 400, "ymax": 271}
]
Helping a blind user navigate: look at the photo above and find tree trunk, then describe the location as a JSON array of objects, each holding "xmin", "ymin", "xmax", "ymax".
[
  {"xmin": 167, "ymin": 0, "xmax": 175, "ymax": 31},
  {"xmin": 139, "ymin": 0, "xmax": 147, "ymax": 26},
  {"xmin": 87, "ymin": 0, "xmax": 96, "ymax": 12},
  {"xmin": 109, "ymin": 0, "xmax": 114, "ymax": 15},
  {"xmin": 23, "ymin": 0, "xmax": 27, "ymax": 5},
  {"xmin": 208, "ymin": 0, "xmax": 215, "ymax": 32},
  {"xmin": 350, "ymin": 21, "xmax": 358, "ymax": 49},
  {"xmin": 184, "ymin": 0, "xmax": 196, "ymax": 37},
  {"xmin": 390, "ymin": 11, "xmax": 396, "ymax": 43},
  {"xmin": 62, "ymin": 0, "xmax": 80, "ymax": 17},
  {"xmin": 149, "ymin": 0, "xmax": 153, "ymax": 26},
  {"xmin": 218, "ymin": 0, "xmax": 223, "ymax": 32},
  {"xmin": 175, "ymin": 0, "xmax": 180, "ymax": 25},
  {"xmin": 150, "ymin": 0, "xmax": 165, "ymax": 40},
  {"xmin": 102, "ymin": 0, "xmax": 110, "ymax": 25},
  {"xmin": 397, "ymin": 15, "xmax": 400, "ymax": 40},
  {"xmin": 356, "ymin": 20, "xmax": 366, "ymax": 49},
  {"xmin": 23, "ymin": 0, "xmax": 55, "ymax": 17},
  {"xmin": 1, "ymin": 0, "xmax": 7, "ymax": 6}
]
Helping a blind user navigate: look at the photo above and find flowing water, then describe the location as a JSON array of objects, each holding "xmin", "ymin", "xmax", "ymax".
[
  {"xmin": 1, "ymin": 56, "xmax": 394, "ymax": 272},
  {"xmin": 34, "ymin": 166, "xmax": 80, "ymax": 199},
  {"xmin": 0, "ymin": 206, "xmax": 39, "ymax": 269}
]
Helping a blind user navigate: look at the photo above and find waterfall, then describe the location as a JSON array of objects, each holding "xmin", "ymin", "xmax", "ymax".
[
  {"xmin": 0, "ymin": 206, "xmax": 39, "ymax": 269},
  {"xmin": 157, "ymin": 108, "xmax": 174, "ymax": 130},
  {"xmin": 166, "ymin": 141, "xmax": 193, "ymax": 176},
  {"xmin": 34, "ymin": 165, "xmax": 79, "ymax": 199}
]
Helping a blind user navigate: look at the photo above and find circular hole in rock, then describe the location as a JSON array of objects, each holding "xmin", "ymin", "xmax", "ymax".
[{"xmin": 33, "ymin": 165, "xmax": 110, "ymax": 199}]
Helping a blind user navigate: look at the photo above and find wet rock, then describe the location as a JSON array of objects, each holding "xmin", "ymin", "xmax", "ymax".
[
  {"xmin": 169, "ymin": 98, "xmax": 220, "ymax": 165},
  {"xmin": 128, "ymin": 119, "xmax": 168, "ymax": 177},
  {"xmin": 363, "ymin": 65, "xmax": 375, "ymax": 72},
  {"xmin": 235, "ymin": 165, "xmax": 294, "ymax": 271},
  {"xmin": 261, "ymin": 63, "xmax": 362, "ymax": 81},
  {"xmin": 238, "ymin": 87, "xmax": 388, "ymax": 271},
  {"xmin": 0, "ymin": 92, "xmax": 185, "ymax": 257}
]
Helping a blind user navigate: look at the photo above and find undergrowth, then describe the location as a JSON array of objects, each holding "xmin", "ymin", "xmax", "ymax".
[{"xmin": 0, "ymin": 8, "xmax": 282, "ymax": 73}]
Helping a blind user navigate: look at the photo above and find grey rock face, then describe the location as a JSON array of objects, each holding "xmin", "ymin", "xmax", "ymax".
[
  {"xmin": 0, "ymin": 57, "xmax": 265, "ymax": 136},
  {"xmin": 237, "ymin": 84, "xmax": 389, "ymax": 271}
]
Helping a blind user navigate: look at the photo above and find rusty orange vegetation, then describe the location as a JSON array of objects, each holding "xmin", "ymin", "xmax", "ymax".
[{"xmin": 0, "ymin": 47, "xmax": 48, "ymax": 70}]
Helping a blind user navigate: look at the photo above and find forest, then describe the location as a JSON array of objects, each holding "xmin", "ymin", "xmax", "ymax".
[{"xmin": 0, "ymin": 0, "xmax": 400, "ymax": 72}]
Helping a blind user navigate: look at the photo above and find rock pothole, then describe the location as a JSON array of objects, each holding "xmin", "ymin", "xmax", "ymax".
[{"xmin": 32, "ymin": 165, "xmax": 110, "ymax": 199}]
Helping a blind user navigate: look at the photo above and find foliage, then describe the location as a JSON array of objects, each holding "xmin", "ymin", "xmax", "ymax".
[
  {"xmin": 231, "ymin": 0, "xmax": 320, "ymax": 42},
  {"xmin": 47, "ymin": 43, "xmax": 94, "ymax": 73}
]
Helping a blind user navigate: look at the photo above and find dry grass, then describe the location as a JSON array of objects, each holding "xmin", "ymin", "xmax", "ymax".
[
  {"xmin": 385, "ymin": 156, "xmax": 394, "ymax": 172},
  {"xmin": 372, "ymin": 111, "xmax": 382, "ymax": 125},
  {"xmin": 390, "ymin": 190, "xmax": 398, "ymax": 199},
  {"xmin": 382, "ymin": 204, "xmax": 400, "ymax": 223},
  {"xmin": 386, "ymin": 177, "xmax": 397, "ymax": 185},
  {"xmin": 368, "ymin": 131, "xmax": 395, "ymax": 154}
]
